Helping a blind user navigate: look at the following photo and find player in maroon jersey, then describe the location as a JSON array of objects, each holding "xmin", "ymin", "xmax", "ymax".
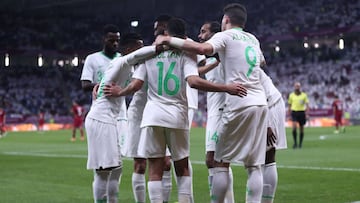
[
  {"xmin": 71, "ymin": 101, "xmax": 85, "ymax": 141},
  {"xmin": 332, "ymin": 95, "xmax": 345, "ymax": 134},
  {"xmin": 38, "ymin": 109, "xmax": 45, "ymax": 132},
  {"xmin": 0, "ymin": 107, "xmax": 6, "ymax": 137}
]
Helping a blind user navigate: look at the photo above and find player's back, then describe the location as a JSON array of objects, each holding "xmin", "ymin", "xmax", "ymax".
[
  {"xmin": 209, "ymin": 28, "xmax": 267, "ymax": 110},
  {"xmin": 140, "ymin": 50, "xmax": 198, "ymax": 129}
]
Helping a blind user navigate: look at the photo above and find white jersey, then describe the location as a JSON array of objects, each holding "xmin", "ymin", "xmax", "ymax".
[
  {"xmin": 86, "ymin": 46, "xmax": 157, "ymax": 124},
  {"xmin": 186, "ymin": 54, "xmax": 206, "ymax": 110},
  {"xmin": 133, "ymin": 50, "xmax": 198, "ymax": 129},
  {"xmin": 207, "ymin": 28, "xmax": 267, "ymax": 111},
  {"xmin": 259, "ymin": 69, "xmax": 282, "ymax": 107},
  {"xmin": 80, "ymin": 51, "xmax": 120, "ymax": 84},
  {"xmin": 205, "ymin": 57, "xmax": 225, "ymax": 117}
]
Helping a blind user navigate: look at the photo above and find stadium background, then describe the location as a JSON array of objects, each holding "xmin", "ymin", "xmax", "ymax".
[
  {"xmin": 1, "ymin": 1, "xmax": 360, "ymax": 203},
  {"xmin": 0, "ymin": 0, "xmax": 359, "ymax": 130}
]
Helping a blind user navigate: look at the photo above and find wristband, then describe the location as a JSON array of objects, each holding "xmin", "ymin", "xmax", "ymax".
[{"xmin": 169, "ymin": 37, "xmax": 185, "ymax": 48}]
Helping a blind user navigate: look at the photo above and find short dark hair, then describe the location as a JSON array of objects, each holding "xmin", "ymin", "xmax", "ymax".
[
  {"xmin": 206, "ymin": 21, "xmax": 221, "ymax": 33},
  {"xmin": 103, "ymin": 24, "xmax": 120, "ymax": 35},
  {"xmin": 166, "ymin": 18, "xmax": 186, "ymax": 39},
  {"xmin": 119, "ymin": 33, "xmax": 142, "ymax": 47},
  {"xmin": 155, "ymin": 14, "xmax": 172, "ymax": 23},
  {"xmin": 223, "ymin": 3, "xmax": 247, "ymax": 28}
]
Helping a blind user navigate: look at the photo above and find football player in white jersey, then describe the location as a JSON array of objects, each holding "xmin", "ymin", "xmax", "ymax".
[
  {"xmin": 198, "ymin": 21, "xmax": 235, "ymax": 203},
  {"xmin": 81, "ymin": 24, "xmax": 121, "ymax": 92},
  {"xmin": 155, "ymin": 4, "xmax": 268, "ymax": 203},
  {"xmin": 80, "ymin": 24, "xmax": 128, "ymax": 158},
  {"xmin": 259, "ymin": 63, "xmax": 287, "ymax": 203},
  {"xmin": 85, "ymin": 33, "xmax": 167, "ymax": 203},
  {"xmin": 115, "ymin": 18, "xmax": 247, "ymax": 203}
]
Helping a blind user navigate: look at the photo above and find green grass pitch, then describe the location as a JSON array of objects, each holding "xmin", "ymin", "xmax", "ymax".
[{"xmin": 0, "ymin": 126, "xmax": 360, "ymax": 203}]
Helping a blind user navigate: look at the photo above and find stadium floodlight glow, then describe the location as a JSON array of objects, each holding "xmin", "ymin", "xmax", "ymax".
[
  {"xmin": 314, "ymin": 43, "xmax": 319, "ymax": 48},
  {"xmin": 72, "ymin": 56, "xmax": 79, "ymax": 67},
  {"xmin": 131, "ymin": 20, "xmax": 139, "ymax": 27},
  {"xmin": 304, "ymin": 42, "xmax": 309, "ymax": 48},
  {"xmin": 38, "ymin": 54, "xmax": 43, "ymax": 67},
  {"xmin": 5, "ymin": 53, "xmax": 9, "ymax": 67},
  {"xmin": 57, "ymin": 60, "xmax": 64, "ymax": 67},
  {"xmin": 275, "ymin": 46, "xmax": 280, "ymax": 52},
  {"xmin": 339, "ymin": 38, "xmax": 344, "ymax": 50}
]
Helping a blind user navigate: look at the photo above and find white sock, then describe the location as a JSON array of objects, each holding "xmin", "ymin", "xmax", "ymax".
[
  {"xmin": 188, "ymin": 160, "xmax": 194, "ymax": 203},
  {"xmin": 211, "ymin": 167, "xmax": 229, "ymax": 203},
  {"xmin": 107, "ymin": 167, "xmax": 122, "ymax": 203},
  {"xmin": 224, "ymin": 167, "xmax": 235, "ymax": 203},
  {"xmin": 262, "ymin": 163, "xmax": 277, "ymax": 203},
  {"xmin": 148, "ymin": 181, "xmax": 163, "ymax": 203},
  {"xmin": 93, "ymin": 170, "xmax": 110, "ymax": 203},
  {"xmin": 176, "ymin": 176, "xmax": 191, "ymax": 203},
  {"xmin": 162, "ymin": 170, "xmax": 172, "ymax": 203},
  {"xmin": 246, "ymin": 166, "xmax": 263, "ymax": 203},
  {"xmin": 132, "ymin": 173, "xmax": 146, "ymax": 203},
  {"xmin": 208, "ymin": 168, "xmax": 215, "ymax": 196}
]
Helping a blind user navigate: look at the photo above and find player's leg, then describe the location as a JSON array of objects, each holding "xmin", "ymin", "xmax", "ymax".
[
  {"xmin": 211, "ymin": 161, "xmax": 230, "ymax": 203},
  {"xmin": 291, "ymin": 112, "xmax": 297, "ymax": 148},
  {"xmin": 80, "ymin": 126, "xmax": 85, "ymax": 141},
  {"xmin": 93, "ymin": 169, "xmax": 110, "ymax": 202},
  {"xmin": 168, "ymin": 128, "xmax": 191, "ymax": 203},
  {"xmin": 262, "ymin": 147, "xmax": 277, "ymax": 203},
  {"xmin": 148, "ymin": 157, "xmax": 165, "ymax": 203},
  {"xmin": 107, "ymin": 166, "xmax": 123, "ymax": 203},
  {"xmin": 138, "ymin": 126, "xmax": 167, "ymax": 203},
  {"xmin": 162, "ymin": 155, "xmax": 172, "ymax": 203},
  {"xmin": 71, "ymin": 126, "xmax": 77, "ymax": 142},
  {"xmin": 133, "ymin": 158, "xmax": 147, "ymax": 203}
]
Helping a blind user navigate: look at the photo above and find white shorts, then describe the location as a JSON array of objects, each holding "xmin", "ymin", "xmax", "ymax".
[
  {"xmin": 125, "ymin": 103, "xmax": 145, "ymax": 158},
  {"xmin": 268, "ymin": 98, "xmax": 287, "ymax": 150},
  {"xmin": 205, "ymin": 115, "xmax": 222, "ymax": 152},
  {"xmin": 215, "ymin": 105, "xmax": 268, "ymax": 167},
  {"xmin": 116, "ymin": 118, "xmax": 128, "ymax": 157},
  {"xmin": 85, "ymin": 117, "xmax": 122, "ymax": 170},
  {"xmin": 138, "ymin": 126, "xmax": 189, "ymax": 161}
]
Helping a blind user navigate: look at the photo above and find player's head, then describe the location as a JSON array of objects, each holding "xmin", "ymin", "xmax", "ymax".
[
  {"xmin": 154, "ymin": 14, "xmax": 172, "ymax": 37},
  {"xmin": 198, "ymin": 21, "xmax": 221, "ymax": 43},
  {"xmin": 334, "ymin": 95, "xmax": 339, "ymax": 99},
  {"xmin": 294, "ymin": 82, "xmax": 301, "ymax": 93},
  {"xmin": 119, "ymin": 33, "xmax": 144, "ymax": 55},
  {"xmin": 102, "ymin": 24, "xmax": 121, "ymax": 55},
  {"xmin": 222, "ymin": 3, "xmax": 247, "ymax": 31},
  {"xmin": 72, "ymin": 100, "xmax": 78, "ymax": 106},
  {"xmin": 165, "ymin": 18, "xmax": 187, "ymax": 39}
]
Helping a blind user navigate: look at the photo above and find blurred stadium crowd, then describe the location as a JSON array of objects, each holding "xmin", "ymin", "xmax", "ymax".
[{"xmin": 0, "ymin": 0, "xmax": 359, "ymax": 125}]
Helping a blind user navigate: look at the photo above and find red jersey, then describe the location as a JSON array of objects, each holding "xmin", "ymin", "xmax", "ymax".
[
  {"xmin": 38, "ymin": 112, "xmax": 45, "ymax": 125},
  {"xmin": 72, "ymin": 105, "xmax": 84, "ymax": 120},
  {"xmin": 332, "ymin": 99, "xmax": 343, "ymax": 115},
  {"xmin": 0, "ymin": 109, "xmax": 5, "ymax": 125}
]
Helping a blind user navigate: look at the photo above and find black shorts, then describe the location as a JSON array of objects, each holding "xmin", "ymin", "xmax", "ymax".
[{"xmin": 291, "ymin": 111, "xmax": 306, "ymax": 126}]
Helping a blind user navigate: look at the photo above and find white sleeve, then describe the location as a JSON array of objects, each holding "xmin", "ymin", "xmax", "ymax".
[
  {"xmin": 132, "ymin": 63, "xmax": 147, "ymax": 82},
  {"xmin": 183, "ymin": 56, "xmax": 199, "ymax": 79},
  {"xmin": 124, "ymin": 45, "xmax": 156, "ymax": 66},
  {"xmin": 80, "ymin": 55, "xmax": 94, "ymax": 82},
  {"xmin": 206, "ymin": 32, "xmax": 226, "ymax": 55}
]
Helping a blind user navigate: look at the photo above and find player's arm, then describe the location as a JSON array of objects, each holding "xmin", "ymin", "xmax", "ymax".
[
  {"xmin": 197, "ymin": 60, "xmax": 220, "ymax": 76},
  {"xmin": 186, "ymin": 75, "xmax": 247, "ymax": 97},
  {"xmin": 155, "ymin": 35, "xmax": 214, "ymax": 56},
  {"xmin": 122, "ymin": 45, "xmax": 169, "ymax": 66},
  {"xmin": 81, "ymin": 80, "xmax": 97, "ymax": 92},
  {"xmin": 116, "ymin": 79, "xmax": 144, "ymax": 96},
  {"xmin": 288, "ymin": 94, "xmax": 292, "ymax": 115}
]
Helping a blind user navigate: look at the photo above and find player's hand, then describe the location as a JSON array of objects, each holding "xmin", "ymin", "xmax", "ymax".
[
  {"xmin": 267, "ymin": 127, "xmax": 277, "ymax": 147},
  {"xmin": 103, "ymin": 83, "xmax": 122, "ymax": 97},
  {"xmin": 154, "ymin": 35, "xmax": 170, "ymax": 46},
  {"xmin": 92, "ymin": 84, "xmax": 99, "ymax": 100},
  {"xmin": 226, "ymin": 83, "xmax": 247, "ymax": 97}
]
